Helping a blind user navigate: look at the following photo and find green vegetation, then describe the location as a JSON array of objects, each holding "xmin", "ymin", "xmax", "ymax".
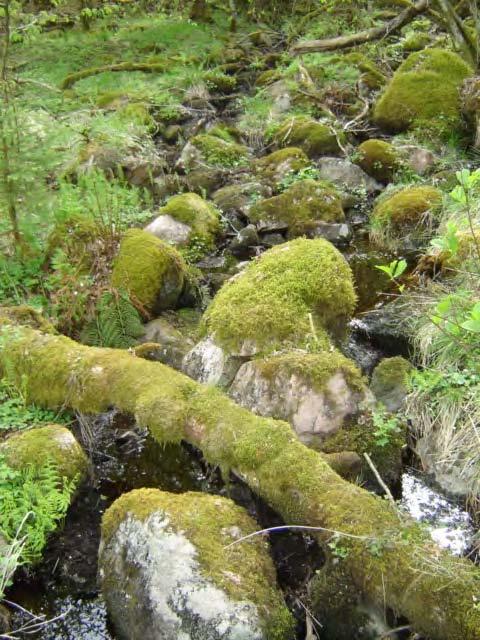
[
  {"xmin": 355, "ymin": 139, "xmax": 400, "ymax": 183},
  {"xmin": 159, "ymin": 192, "xmax": 221, "ymax": 249},
  {"xmin": 273, "ymin": 116, "xmax": 343, "ymax": 157},
  {"xmin": 190, "ymin": 134, "xmax": 249, "ymax": 168},
  {"xmin": 203, "ymin": 238, "xmax": 356, "ymax": 355}
]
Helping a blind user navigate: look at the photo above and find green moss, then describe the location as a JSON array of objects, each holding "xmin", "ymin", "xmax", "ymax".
[
  {"xmin": 202, "ymin": 70, "xmax": 237, "ymax": 92},
  {"xmin": 256, "ymin": 349, "xmax": 365, "ymax": 394},
  {"xmin": 370, "ymin": 356, "xmax": 412, "ymax": 411},
  {"xmin": 159, "ymin": 192, "xmax": 221, "ymax": 249},
  {"xmin": 111, "ymin": 229, "xmax": 187, "ymax": 315},
  {"xmin": 60, "ymin": 61, "xmax": 167, "ymax": 90},
  {"xmin": 249, "ymin": 179, "xmax": 344, "ymax": 238},
  {"xmin": 208, "ymin": 124, "xmax": 242, "ymax": 143},
  {"xmin": 370, "ymin": 185, "xmax": 443, "ymax": 249},
  {"xmin": 203, "ymin": 238, "xmax": 356, "ymax": 355},
  {"xmin": 102, "ymin": 489, "xmax": 295, "ymax": 639},
  {"xmin": 402, "ymin": 33, "xmax": 431, "ymax": 52},
  {"xmin": 191, "ymin": 134, "xmax": 248, "ymax": 168},
  {"xmin": 355, "ymin": 139, "xmax": 400, "ymax": 183},
  {"xmin": 273, "ymin": 116, "xmax": 343, "ymax": 157},
  {"xmin": 255, "ymin": 69, "xmax": 281, "ymax": 86},
  {"xmin": 45, "ymin": 213, "xmax": 100, "ymax": 271},
  {"xmin": 254, "ymin": 147, "xmax": 310, "ymax": 183},
  {"xmin": 0, "ymin": 424, "xmax": 88, "ymax": 483},
  {"xmin": 374, "ymin": 49, "xmax": 474, "ymax": 139},
  {"xmin": 117, "ymin": 102, "xmax": 156, "ymax": 130},
  {"xmin": 0, "ymin": 306, "xmax": 56, "ymax": 334}
]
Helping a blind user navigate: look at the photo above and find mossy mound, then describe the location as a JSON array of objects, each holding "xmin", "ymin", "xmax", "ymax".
[
  {"xmin": 374, "ymin": 49, "xmax": 473, "ymax": 139},
  {"xmin": 190, "ymin": 134, "xmax": 248, "ymax": 168},
  {"xmin": 111, "ymin": 229, "xmax": 187, "ymax": 315},
  {"xmin": 254, "ymin": 147, "xmax": 310, "ymax": 184},
  {"xmin": 370, "ymin": 185, "xmax": 443, "ymax": 249},
  {"xmin": 355, "ymin": 139, "xmax": 400, "ymax": 184},
  {"xmin": 101, "ymin": 489, "xmax": 295, "ymax": 639},
  {"xmin": 0, "ymin": 424, "xmax": 88, "ymax": 483},
  {"xmin": 0, "ymin": 305, "xmax": 56, "ymax": 334},
  {"xmin": 202, "ymin": 70, "xmax": 237, "ymax": 92},
  {"xmin": 371, "ymin": 356, "xmax": 412, "ymax": 412},
  {"xmin": 117, "ymin": 102, "xmax": 156, "ymax": 130},
  {"xmin": 203, "ymin": 238, "xmax": 356, "ymax": 355},
  {"xmin": 273, "ymin": 116, "xmax": 343, "ymax": 157},
  {"xmin": 159, "ymin": 192, "xmax": 221, "ymax": 247},
  {"xmin": 249, "ymin": 179, "xmax": 344, "ymax": 238}
]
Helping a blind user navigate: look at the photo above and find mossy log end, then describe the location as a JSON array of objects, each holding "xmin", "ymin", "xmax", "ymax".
[
  {"xmin": 1, "ymin": 324, "xmax": 480, "ymax": 640},
  {"xmin": 60, "ymin": 62, "xmax": 167, "ymax": 90}
]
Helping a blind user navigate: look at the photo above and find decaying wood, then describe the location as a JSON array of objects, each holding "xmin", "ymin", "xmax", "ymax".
[
  {"xmin": 1, "ymin": 323, "xmax": 480, "ymax": 640},
  {"xmin": 291, "ymin": 0, "xmax": 429, "ymax": 55}
]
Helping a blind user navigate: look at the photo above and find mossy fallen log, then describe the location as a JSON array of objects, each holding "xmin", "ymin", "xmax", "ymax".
[
  {"xmin": 60, "ymin": 62, "xmax": 167, "ymax": 90},
  {"xmin": 1, "ymin": 324, "xmax": 480, "ymax": 640}
]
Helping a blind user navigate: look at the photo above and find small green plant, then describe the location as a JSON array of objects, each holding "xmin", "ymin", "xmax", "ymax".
[
  {"xmin": 430, "ymin": 221, "xmax": 459, "ymax": 255},
  {"xmin": 0, "ymin": 456, "xmax": 77, "ymax": 565},
  {"xmin": 328, "ymin": 533, "xmax": 349, "ymax": 559},
  {"xmin": 277, "ymin": 165, "xmax": 320, "ymax": 191},
  {"xmin": 372, "ymin": 406, "xmax": 402, "ymax": 447},
  {"xmin": 375, "ymin": 258, "xmax": 407, "ymax": 292},
  {"xmin": 0, "ymin": 379, "xmax": 67, "ymax": 431}
]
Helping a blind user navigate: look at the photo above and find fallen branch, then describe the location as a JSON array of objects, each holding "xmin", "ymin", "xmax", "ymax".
[
  {"xmin": 291, "ymin": 0, "xmax": 429, "ymax": 55},
  {"xmin": 1, "ymin": 323, "xmax": 480, "ymax": 640},
  {"xmin": 60, "ymin": 61, "xmax": 167, "ymax": 90}
]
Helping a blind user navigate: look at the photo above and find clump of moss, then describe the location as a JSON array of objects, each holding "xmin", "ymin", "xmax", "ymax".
[
  {"xmin": 117, "ymin": 102, "xmax": 156, "ymax": 131},
  {"xmin": 345, "ymin": 52, "xmax": 386, "ymax": 90},
  {"xmin": 273, "ymin": 116, "xmax": 343, "ymax": 157},
  {"xmin": 254, "ymin": 147, "xmax": 310, "ymax": 184},
  {"xmin": 0, "ymin": 306, "xmax": 56, "ymax": 334},
  {"xmin": 402, "ymin": 33, "xmax": 431, "ymax": 52},
  {"xmin": 203, "ymin": 238, "xmax": 356, "ymax": 355},
  {"xmin": 355, "ymin": 139, "xmax": 400, "ymax": 183},
  {"xmin": 0, "ymin": 424, "xmax": 88, "ymax": 482},
  {"xmin": 374, "ymin": 49, "xmax": 473, "ymax": 139},
  {"xmin": 202, "ymin": 70, "xmax": 237, "ymax": 92},
  {"xmin": 370, "ymin": 185, "xmax": 443, "ymax": 249},
  {"xmin": 190, "ymin": 134, "xmax": 248, "ymax": 168},
  {"xmin": 111, "ymin": 229, "xmax": 187, "ymax": 315},
  {"xmin": 249, "ymin": 179, "xmax": 344, "ymax": 237},
  {"xmin": 257, "ymin": 349, "xmax": 365, "ymax": 394},
  {"xmin": 159, "ymin": 192, "xmax": 221, "ymax": 249},
  {"xmin": 101, "ymin": 489, "xmax": 295, "ymax": 639},
  {"xmin": 255, "ymin": 69, "xmax": 281, "ymax": 86}
]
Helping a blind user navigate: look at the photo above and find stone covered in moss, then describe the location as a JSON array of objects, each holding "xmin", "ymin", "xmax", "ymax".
[
  {"xmin": 355, "ymin": 139, "xmax": 400, "ymax": 183},
  {"xmin": 147, "ymin": 193, "xmax": 221, "ymax": 251},
  {"xmin": 190, "ymin": 134, "xmax": 249, "ymax": 168},
  {"xmin": 203, "ymin": 238, "xmax": 356, "ymax": 356},
  {"xmin": 0, "ymin": 424, "xmax": 88, "ymax": 483},
  {"xmin": 248, "ymin": 179, "xmax": 344, "ymax": 238},
  {"xmin": 370, "ymin": 356, "xmax": 412, "ymax": 412},
  {"xmin": 99, "ymin": 489, "xmax": 294, "ymax": 640},
  {"xmin": 229, "ymin": 350, "xmax": 370, "ymax": 448},
  {"xmin": 374, "ymin": 49, "xmax": 473, "ymax": 138},
  {"xmin": 254, "ymin": 147, "xmax": 310, "ymax": 184},
  {"xmin": 0, "ymin": 306, "xmax": 56, "ymax": 334},
  {"xmin": 273, "ymin": 116, "xmax": 343, "ymax": 157},
  {"xmin": 370, "ymin": 185, "xmax": 442, "ymax": 249},
  {"xmin": 111, "ymin": 229, "xmax": 187, "ymax": 315}
]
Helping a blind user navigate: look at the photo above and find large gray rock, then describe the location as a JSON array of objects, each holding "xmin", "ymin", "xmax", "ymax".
[
  {"xmin": 229, "ymin": 352, "xmax": 372, "ymax": 447},
  {"xmin": 138, "ymin": 317, "xmax": 194, "ymax": 370},
  {"xmin": 99, "ymin": 489, "xmax": 294, "ymax": 640},
  {"xmin": 316, "ymin": 157, "xmax": 382, "ymax": 207},
  {"xmin": 145, "ymin": 214, "xmax": 192, "ymax": 246},
  {"xmin": 182, "ymin": 337, "xmax": 242, "ymax": 387}
]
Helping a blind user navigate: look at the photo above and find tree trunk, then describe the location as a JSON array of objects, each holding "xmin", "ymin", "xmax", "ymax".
[
  {"xmin": 1, "ymin": 323, "xmax": 480, "ymax": 640},
  {"xmin": 290, "ymin": 0, "xmax": 429, "ymax": 55}
]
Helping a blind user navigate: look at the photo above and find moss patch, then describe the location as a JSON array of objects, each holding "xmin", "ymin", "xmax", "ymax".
[
  {"xmin": 203, "ymin": 238, "xmax": 356, "ymax": 355},
  {"xmin": 355, "ymin": 139, "xmax": 400, "ymax": 183},
  {"xmin": 191, "ymin": 134, "xmax": 248, "ymax": 168},
  {"xmin": 249, "ymin": 179, "xmax": 344, "ymax": 237},
  {"xmin": 111, "ymin": 229, "xmax": 187, "ymax": 315},
  {"xmin": 273, "ymin": 116, "xmax": 343, "ymax": 157},
  {"xmin": 102, "ymin": 489, "xmax": 294, "ymax": 639},
  {"xmin": 254, "ymin": 147, "xmax": 310, "ymax": 184},
  {"xmin": 0, "ymin": 424, "xmax": 88, "ymax": 483},
  {"xmin": 159, "ymin": 192, "xmax": 221, "ymax": 248},
  {"xmin": 370, "ymin": 185, "xmax": 443, "ymax": 249},
  {"xmin": 374, "ymin": 49, "xmax": 473, "ymax": 139}
]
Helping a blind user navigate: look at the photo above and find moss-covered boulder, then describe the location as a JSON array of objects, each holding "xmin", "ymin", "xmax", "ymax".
[
  {"xmin": 203, "ymin": 238, "xmax": 356, "ymax": 356},
  {"xmin": 0, "ymin": 424, "xmax": 88, "ymax": 483},
  {"xmin": 273, "ymin": 116, "xmax": 343, "ymax": 157},
  {"xmin": 355, "ymin": 139, "xmax": 400, "ymax": 184},
  {"xmin": 111, "ymin": 230, "xmax": 187, "ymax": 315},
  {"xmin": 213, "ymin": 182, "xmax": 272, "ymax": 215},
  {"xmin": 254, "ymin": 147, "xmax": 310, "ymax": 185},
  {"xmin": 374, "ymin": 49, "xmax": 474, "ymax": 139},
  {"xmin": 229, "ymin": 350, "xmax": 371, "ymax": 448},
  {"xmin": 248, "ymin": 179, "xmax": 344, "ymax": 238},
  {"xmin": 186, "ymin": 134, "xmax": 249, "ymax": 169},
  {"xmin": 146, "ymin": 193, "xmax": 220, "ymax": 252},
  {"xmin": 369, "ymin": 185, "xmax": 443, "ymax": 249},
  {"xmin": 0, "ymin": 305, "xmax": 56, "ymax": 334},
  {"xmin": 370, "ymin": 356, "xmax": 412, "ymax": 413},
  {"xmin": 99, "ymin": 489, "xmax": 294, "ymax": 640}
]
